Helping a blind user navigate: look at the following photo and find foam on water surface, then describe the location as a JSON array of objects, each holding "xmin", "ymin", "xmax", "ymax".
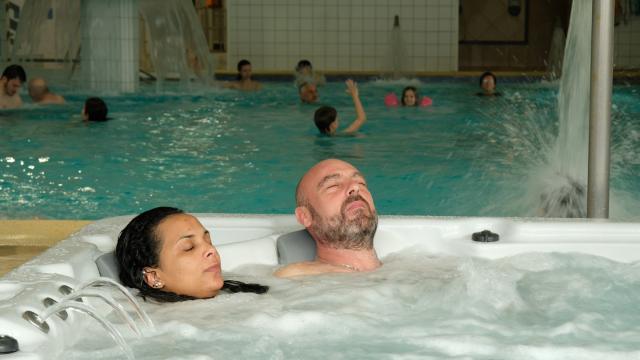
[{"xmin": 63, "ymin": 250, "xmax": 640, "ymax": 360}]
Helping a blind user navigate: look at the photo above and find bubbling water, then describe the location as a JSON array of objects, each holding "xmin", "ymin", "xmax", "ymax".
[{"xmin": 65, "ymin": 249, "xmax": 640, "ymax": 359}]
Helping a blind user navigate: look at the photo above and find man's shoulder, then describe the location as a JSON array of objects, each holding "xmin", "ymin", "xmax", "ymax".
[
  {"xmin": 43, "ymin": 93, "xmax": 65, "ymax": 104},
  {"xmin": 274, "ymin": 261, "xmax": 338, "ymax": 278}
]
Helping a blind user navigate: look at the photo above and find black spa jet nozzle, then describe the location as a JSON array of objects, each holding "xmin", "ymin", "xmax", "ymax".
[
  {"xmin": 471, "ymin": 230, "xmax": 500, "ymax": 242},
  {"xmin": 0, "ymin": 335, "xmax": 19, "ymax": 354}
]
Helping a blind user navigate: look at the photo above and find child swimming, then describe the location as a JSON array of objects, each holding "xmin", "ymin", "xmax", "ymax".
[{"xmin": 313, "ymin": 79, "xmax": 366, "ymax": 136}]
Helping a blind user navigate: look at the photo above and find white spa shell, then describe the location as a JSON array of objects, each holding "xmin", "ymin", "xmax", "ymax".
[{"xmin": 1, "ymin": 214, "xmax": 639, "ymax": 359}]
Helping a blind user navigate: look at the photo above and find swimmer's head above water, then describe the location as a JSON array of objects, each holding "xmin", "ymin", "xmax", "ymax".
[
  {"xmin": 295, "ymin": 59, "xmax": 313, "ymax": 75},
  {"xmin": 236, "ymin": 59, "xmax": 253, "ymax": 81},
  {"xmin": 401, "ymin": 86, "xmax": 418, "ymax": 106},
  {"xmin": 479, "ymin": 71, "xmax": 497, "ymax": 95},
  {"xmin": 82, "ymin": 97, "xmax": 108, "ymax": 122},
  {"xmin": 1, "ymin": 64, "xmax": 26, "ymax": 97},
  {"xmin": 314, "ymin": 105, "xmax": 338, "ymax": 135},
  {"xmin": 299, "ymin": 82, "xmax": 319, "ymax": 103}
]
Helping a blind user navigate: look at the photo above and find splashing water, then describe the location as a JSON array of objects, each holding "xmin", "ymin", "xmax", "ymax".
[{"xmin": 539, "ymin": 0, "xmax": 592, "ymax": 218}]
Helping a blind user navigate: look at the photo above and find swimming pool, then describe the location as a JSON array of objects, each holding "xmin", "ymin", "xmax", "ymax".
[{"xmin": 2, "ymin": 79, "xmax": 639, "ymax": 220}]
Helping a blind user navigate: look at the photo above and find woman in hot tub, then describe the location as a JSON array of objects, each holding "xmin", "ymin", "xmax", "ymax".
[{"xmin": 116, "ymin": 206, "xmax": 268, "ymax": 302}]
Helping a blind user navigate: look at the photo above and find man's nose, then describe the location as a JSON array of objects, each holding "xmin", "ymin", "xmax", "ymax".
[{"xmin": 348, "ymin": 181, "xmax": 360, "ymax": 196}]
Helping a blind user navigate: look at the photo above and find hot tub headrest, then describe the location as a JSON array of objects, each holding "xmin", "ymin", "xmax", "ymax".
[
  {"xmin": 96, "ymin": 231, "xmax": 315, "ymax": 279},
  {"xmin": 95, "ymin": 251, "xmax": 119, "ymax": 281},
  {"xmin": 276, "ymin": 229, "xmax": 316, "ymax": 264},
  {"xmin": 96, "ymin": 236, "xmax": 281, "ymax": 280}
]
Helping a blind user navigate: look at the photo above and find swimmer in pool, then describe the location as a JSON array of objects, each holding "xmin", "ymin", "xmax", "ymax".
[
  {"xmin": 294, "ymin": 59, "xmax": 326, "ymax": 89},
  {"xmin": 401, "ymin": 86, "xmax": 419, "ymax": 106},
  {"xmin": 385, "ymin": 86, "xmax": 432, "ymax": 107},
  {"xmin": 224, "ymin": 59, "xmax": 262, "ymax": 91},
  {"xmin": 313, "ymin": 79, "xmax": 366, "ymax": 135},
  {"xmin": 28, "ymin": 77, "xmax": 65, "ymax": 105},
  {"xmin": 275, "ymin": 159, "xmax": 381, "ymax": 277},
  {"xmin": 116, "ymin": 207, "xmax": 268, "ymax": 302},
  {"xmin": 82, "ymin": 97, "xmax": 109, "ymax": 122},
  {"xmin": 0, "ymin": 64, "xmax": 26, "ymax": 109},
  {"xmin": 477, "ymin": 71, "xmax": 501, "ymax": 97},
  {"xmin": 299, "ymin": 81, "xmax": 319, "ymax": 104}
]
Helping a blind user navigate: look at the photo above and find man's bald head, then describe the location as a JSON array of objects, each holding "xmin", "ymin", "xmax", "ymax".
[
  {"xmin": 296, "ymin": 159, "xmax": 360, "ymax": 206},
  {"xmin": 28, "ymin": 77, "xmax": 49, "ymax": 101},
  {"xmin": 294, "ymin": 158, "xmax": 377, "ymax": 250}
]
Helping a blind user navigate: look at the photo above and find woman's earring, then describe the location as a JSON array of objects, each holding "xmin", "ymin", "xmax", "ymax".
[{"xmin": 152, "ymin": 281, "xmax": 164, "ymax": 289}]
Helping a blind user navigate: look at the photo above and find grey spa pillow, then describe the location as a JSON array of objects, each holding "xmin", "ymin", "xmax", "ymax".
[{"xmin": 276, "ymin": 229, "xmax": 316, "ymax": 264}]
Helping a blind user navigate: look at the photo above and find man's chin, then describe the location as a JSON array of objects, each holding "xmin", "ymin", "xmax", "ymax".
[{"xmin": 344, "ymin": 206, "xmax": 373, "ymax": 220}]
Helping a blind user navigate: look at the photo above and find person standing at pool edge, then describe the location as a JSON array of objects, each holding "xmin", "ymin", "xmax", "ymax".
[
  {"xmin": 0, "ymin": 64, "xmax": 27, "ymax": 109},
  {"xmin": 313, "ymin": 79, "xmax": 366, "ymax": 135},
  {"xmin": 275, "ymin": 159, "xmax": 381, "ymax": 277}
]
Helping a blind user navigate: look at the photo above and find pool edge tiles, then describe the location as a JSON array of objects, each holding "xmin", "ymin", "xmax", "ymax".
[
  {"xmin": 0, "ymin": 220, "xmax": 91, "ymax": 276},
  {"xmin": 213, "ymin": 69, "xmax": 640, "ymax": 82}
]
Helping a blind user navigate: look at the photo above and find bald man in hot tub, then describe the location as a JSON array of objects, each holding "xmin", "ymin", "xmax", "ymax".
[{"xmin": 275, "ymin": 159, "xmax": 382, "ymax": 277}]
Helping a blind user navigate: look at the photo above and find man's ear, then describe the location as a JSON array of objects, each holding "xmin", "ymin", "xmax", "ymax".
[{"xmin": 295, "ymin": 206, "xmax": 312, "ymax": 228}]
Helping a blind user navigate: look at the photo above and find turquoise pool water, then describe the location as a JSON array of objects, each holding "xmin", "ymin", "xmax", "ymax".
[{"xmin": 2, "ymin": 80, "xmax": 639, "ymax": 220}]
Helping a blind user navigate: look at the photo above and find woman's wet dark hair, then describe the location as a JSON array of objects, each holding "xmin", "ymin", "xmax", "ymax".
[
  {"xmin": 479, "ymin": 71, "xmax": 497, "ymax": 87},
  {"xmin": 314, "ymin": 106, "xmax": 337, "ymax": 134},
  {"xmin": 236, "ymin": 59, "xmax": 251, "ymax": 80},
  {"xmin": 116, "ymin": 206, "xmax": 268, "ymax": 302},
  {"xmin": 401, "ymin": 86, "xmax": 418, "ymax": 106},
  {"xmin": 84, "ymin": 97, "xmax": 108, "ymax": 122}
]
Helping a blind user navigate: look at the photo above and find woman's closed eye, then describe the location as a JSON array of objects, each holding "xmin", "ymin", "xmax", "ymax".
[{"xmin": 180, "ymin": 241, "xmax": 195, "ymax": 251}]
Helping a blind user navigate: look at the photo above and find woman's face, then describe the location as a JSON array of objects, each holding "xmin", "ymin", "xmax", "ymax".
[
  {"xmin": 403, "ymin": 89, "xmax": 417, "ymax": 106},
  {"xmin": 481, "ymin": 75, "xmax": 496, "ymax": 92},
  {"xmin": 146, "ymin": 213, "xmax": 224, "ymax": 298}
]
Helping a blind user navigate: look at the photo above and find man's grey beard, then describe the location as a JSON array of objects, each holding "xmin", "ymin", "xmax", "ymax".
[{"xmin": 307, "ymin": 194, "xmax": 378, "ymax": 250}]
